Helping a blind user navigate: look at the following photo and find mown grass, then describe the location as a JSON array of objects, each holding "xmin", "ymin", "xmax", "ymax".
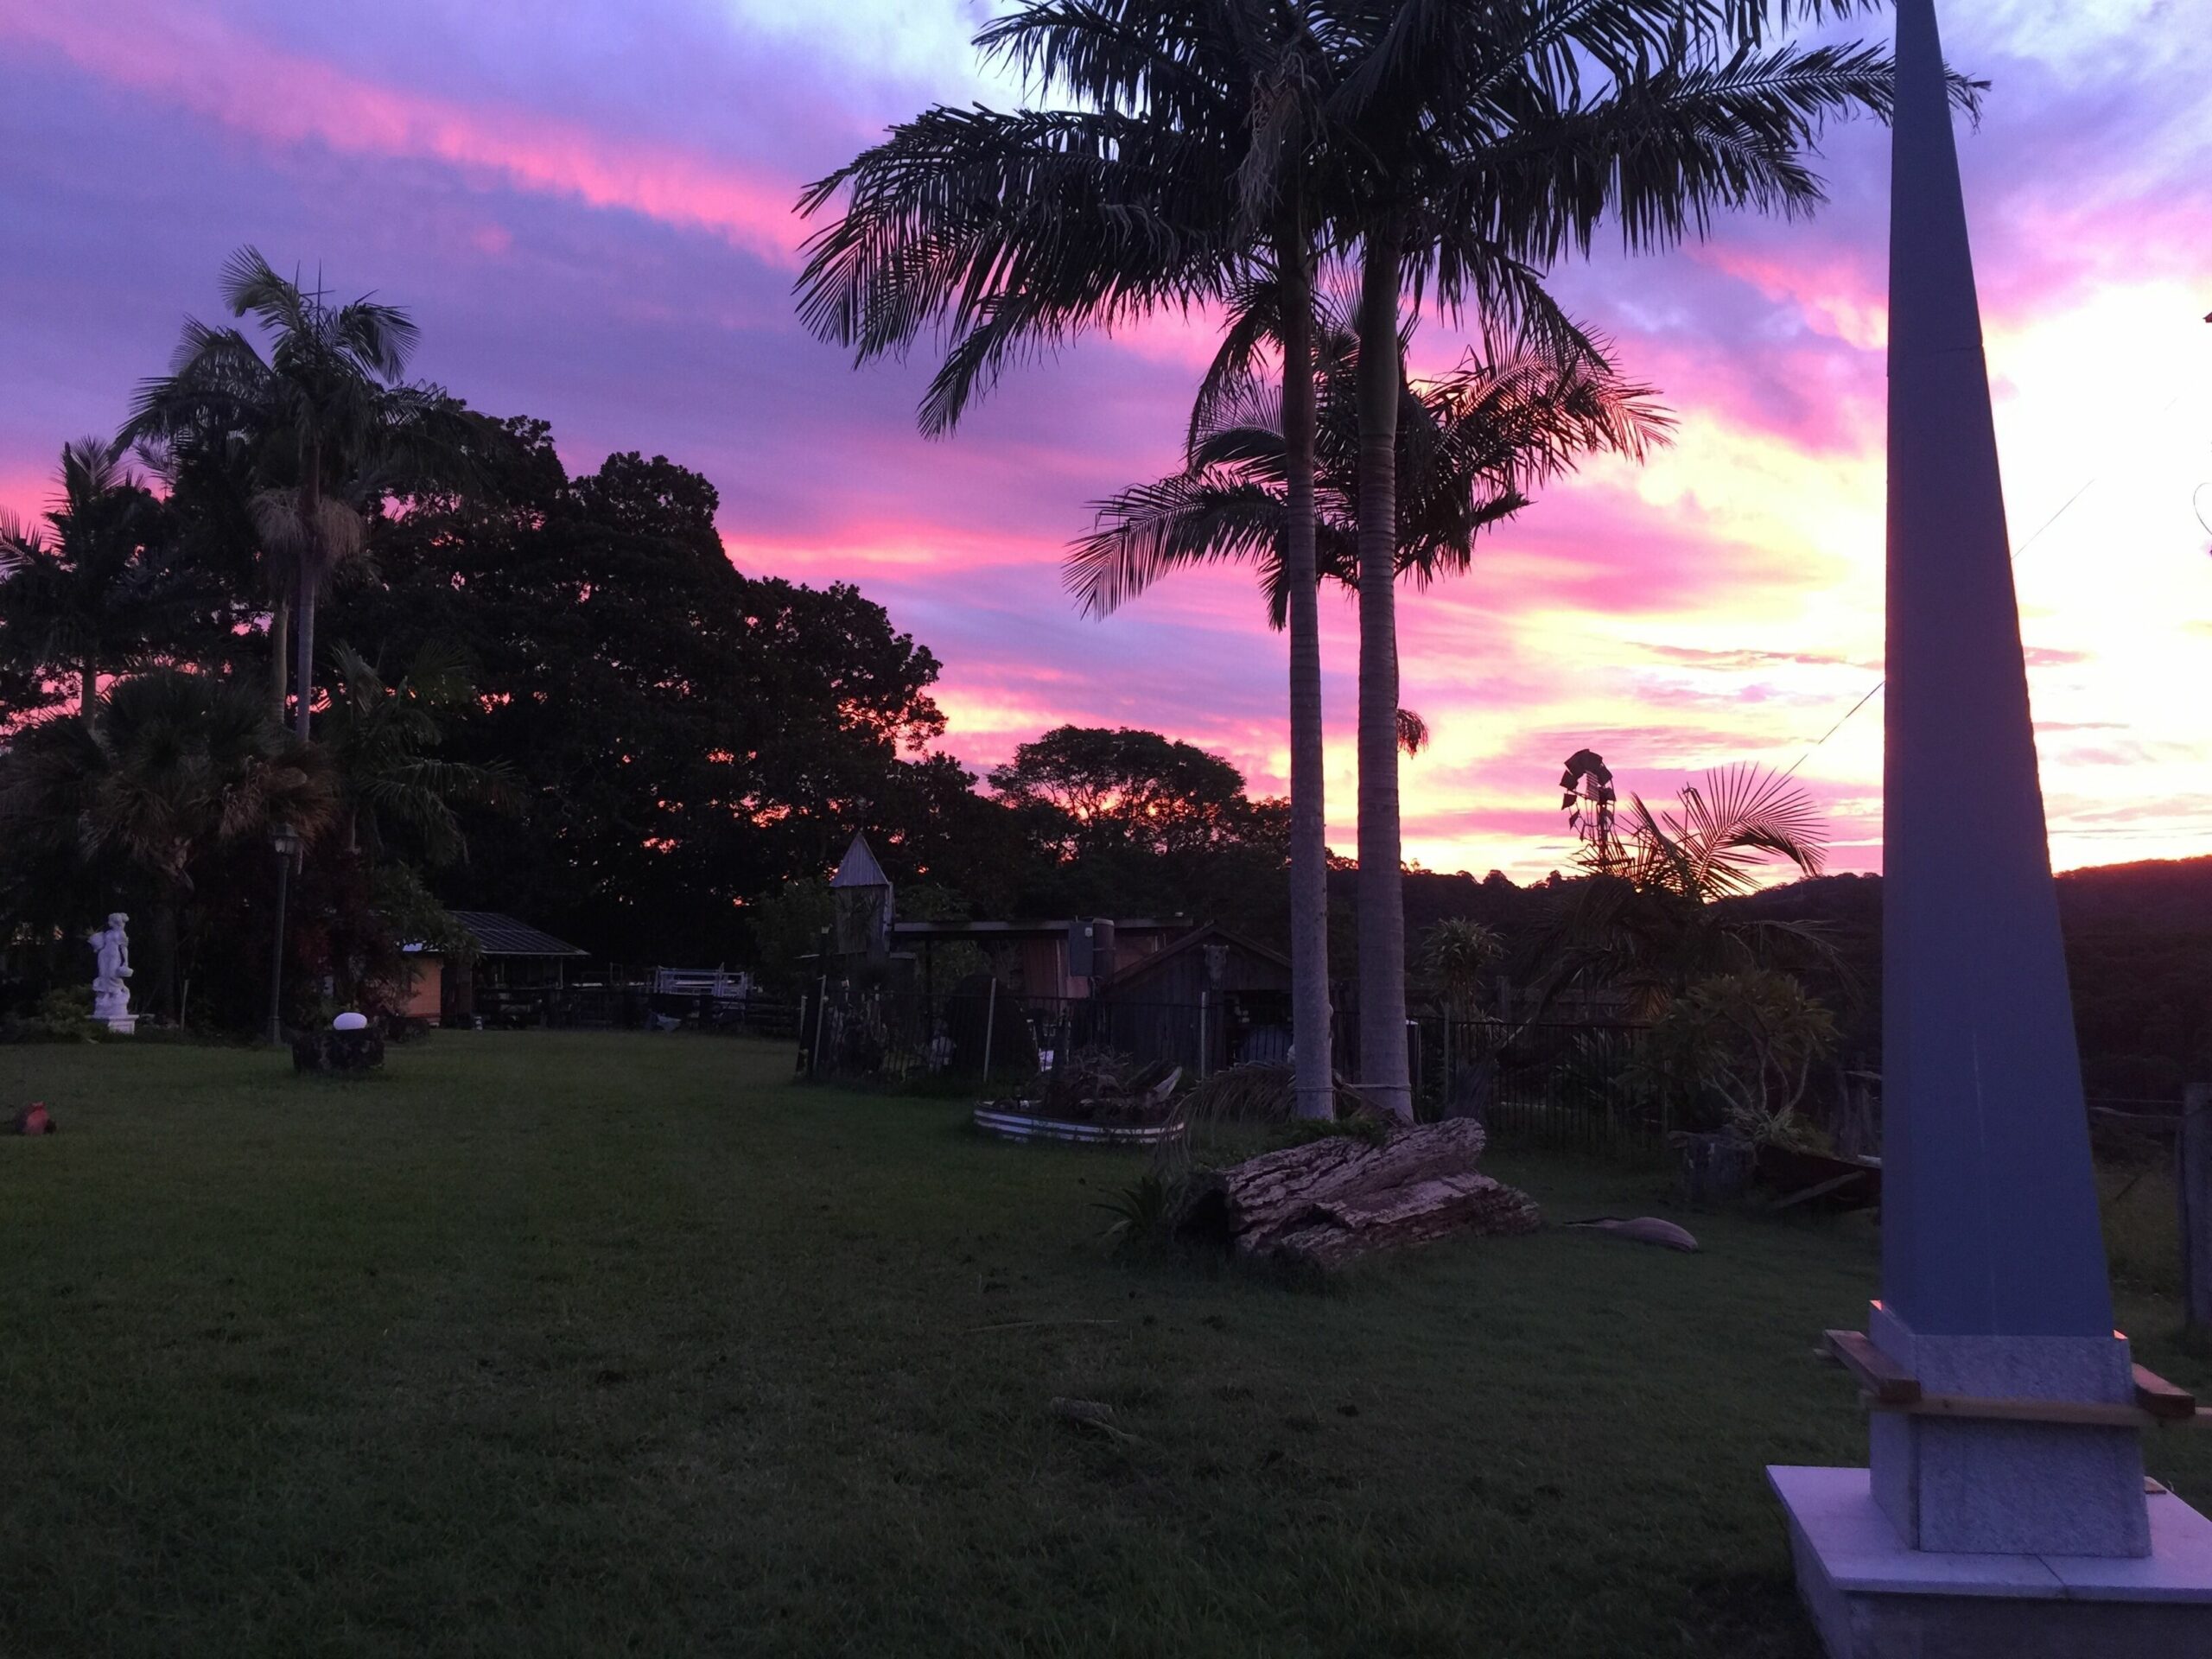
[{"xmin": 2, "ymin": 1034, "xmax": 2206, "ymax": 1658}]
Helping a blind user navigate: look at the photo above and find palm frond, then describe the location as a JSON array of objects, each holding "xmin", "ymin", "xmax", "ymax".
[
  {"xmin": 334, "ymin": 297, "xmax": 420, "ymax": 382},
  {"xmin": 796, "ymin": 99, "xmax": 1245, "ymax": 431},
  {"xmin": 220, "ymin": 245, "xmax": 311, "ymax": 340},
  {"xmin": 1065, "ymin": 470, "xmax": 1282, "ymax": 618},
  {"xmin": 1395, "ymin": 707, "xmax": 1429, "ymax": 755}
]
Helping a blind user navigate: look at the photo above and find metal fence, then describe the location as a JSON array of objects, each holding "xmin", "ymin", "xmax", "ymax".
[
  {"xmin": 798, "ymin": 982, "xmax": 1656, "ymax": 1149},
  {"xmin": 456, "ymin": 982, "xmax": 797, "ymax": 1037},
  {"xmin": 1408, "ymin": 1015, "xmax": 1656, "ymax": 1156},
  {"xmin": 799, "ymin": 985, "xmax": 1219, "ymax": 1087}
]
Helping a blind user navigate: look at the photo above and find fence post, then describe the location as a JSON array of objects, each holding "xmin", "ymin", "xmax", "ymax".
[
  {"xmin": 981, "ymin": 979, "xmax": 998, "ymax": 1088},
  {"xmin": 795, "ymin": 991, "xmax": 808, "ymax": 1072},
  {"xmin": 2180, "ymin": 1082, "xmax": 2212, "ymax": 1332},
  {"xmin": 810, "ymin": 976, "xmax": 829, "ymax": 1077},
  {"xmin": 1198, "ymin": 991, "xmax": 1208, "ymax": 1080}
]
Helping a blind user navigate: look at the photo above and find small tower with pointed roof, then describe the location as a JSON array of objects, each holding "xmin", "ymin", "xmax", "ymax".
[{"xmin": 830, "ymin": 831, "xmax": 893, "ymax": 961}]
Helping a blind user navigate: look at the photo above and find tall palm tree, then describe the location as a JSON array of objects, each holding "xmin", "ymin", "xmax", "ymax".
[
  {"xmin": 1313, "ymin": 0, "xmax": 1924, "ymax": 1117},
  {"xmin": 1068, "ymin": 308, "xmax": 1669, "ymax": 623},
  {"xmin": 798, "ymin": 2, "xmax": 1357, "ymax": 1118},
  {"xmin": 124, "ymin": 247, "xmax": 458, "ymax": 741},
  {"xmin": 0, "ymin": 669, "xmax": 335, "ymax": 1016},
  {"xmin": 0, "ymin": 437, "xmax": 190, "ymax": 718},
  {"xmin": 804, "ymin": 2, "xmax": 1938, "ymax": 1120},
  {"xmin": 320, "ymin": 641, "xmax": 515, "ymax": 865}
]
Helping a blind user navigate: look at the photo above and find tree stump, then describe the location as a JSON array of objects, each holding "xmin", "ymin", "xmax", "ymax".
[
  {"xmin": 292, "ymin": 1029, "xmax": 385, "ymax": 1075},
  {"xmin": 1173, "ymin": 1119, "xmax": 1540, "ymax": 1274},
  {"xmin": 1674, "ymin": 1132, "xmax": 1755, "ymax": 1206}
]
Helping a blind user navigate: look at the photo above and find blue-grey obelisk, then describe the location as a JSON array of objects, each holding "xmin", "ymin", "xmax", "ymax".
[
  {"xmin": 1869, "ymin": 0, "xmax": 2147, "ymax": 1559},
  {"xmin": 1770, "ymin": 3, "xmax": 2212, "ymax": 1651}
]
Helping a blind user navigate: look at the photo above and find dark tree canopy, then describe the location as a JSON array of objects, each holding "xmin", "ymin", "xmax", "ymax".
[
  {"xmin": 988, "ymin": 725, "xmax": 1277, "ymax": 862},
  {"xmin": 322, "ymin": 424, "xmax": 956, "ymax": 965},
  {"xmin": 974, "ymin": 724, "xmax": 1291, "ymax": 944}
]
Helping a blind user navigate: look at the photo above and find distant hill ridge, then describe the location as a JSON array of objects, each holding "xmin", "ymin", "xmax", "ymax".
[{"xmin": 1326, "ymin": 855, "xmax": 2211, "ymax": 1101}]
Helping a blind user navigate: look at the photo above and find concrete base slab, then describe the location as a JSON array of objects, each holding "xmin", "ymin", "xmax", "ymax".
[{"xmin": 1770, "ymin": 1465, "xmax": 2212, "ymax": 1658}]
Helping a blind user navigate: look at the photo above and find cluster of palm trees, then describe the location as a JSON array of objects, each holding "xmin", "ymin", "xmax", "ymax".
[
  {"xmin": 797, "ymin": 0, "xmax": 1941, "ymax": 1120},
  {"xmin": 125, "ymin": 247, "xmax": 474, "ymax": 740},
  {"xmin": 0, "ymin": 250, "xmax": 498, "ymax": 1020}
]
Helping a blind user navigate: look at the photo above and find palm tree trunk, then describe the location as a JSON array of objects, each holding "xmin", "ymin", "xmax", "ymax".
[
  {"xmin": 270, "ymin": 600, "xmax": 290, "ymax": 725},
  {"xmin": 156, "ymin": 891, "xmax": 182, "ymax": 1022},
  {"xmin": 295, "ymin": 444, "xmax": 321, "ymax": 741},
  {"xmin": 1276, "ymin": 225, "xmax": 1333, "ymax": 1122},
  {"xmin": 81, "ymin": 658, "xmax": 98, "ymax": 721},
  {"xmin": 292, "ymin": 574, "xmax": 318, "ymax": 741},
  {"xmin": 1354, "ymin": 220, "xmax": 1412, "ymax": 1122}
]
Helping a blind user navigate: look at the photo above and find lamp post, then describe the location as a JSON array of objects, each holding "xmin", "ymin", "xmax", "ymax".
[{"xmin": 266, "ymin": 822, "xmax": 300, "ymax": 1047}]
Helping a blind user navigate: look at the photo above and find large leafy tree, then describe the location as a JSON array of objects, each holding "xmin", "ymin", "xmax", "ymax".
[
  {"xmin": 988, "ymin": 725, "xmax": 1278, "ymax": 861},
  {"xmin": 323, "ymin": 425, "xmax": 959, "ymax": 964},
  {"xmin": 987, "ymin": 722, "xmax": 1293, "ymax": 944},
  {"xmin": 797, "ymin": 0, "xmax": 1351, "ymax": 1119},
  {"xmin": 124, "ymin": 247, "xmax": 468, "ymax": 739},
  {"xmin": 0, "ymin": 437, "xmax": 201, "ymax": 720}
]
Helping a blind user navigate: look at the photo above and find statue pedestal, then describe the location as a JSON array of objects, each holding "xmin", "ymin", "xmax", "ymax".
[
  {"xmin": 1770, "ymin": 1465, "xmax": 2212, "ymax": 1659},
  {"xmin": 93, "ymin": 988, "xmax": 134, "ymax": 1036}
]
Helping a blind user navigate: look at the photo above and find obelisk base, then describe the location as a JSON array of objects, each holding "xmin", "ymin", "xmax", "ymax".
[
  {"xmin": 1770, "ymin": 1466, "xmax": 2212, "ymax": 1659},
  {"xmin": 1867, "ymin": 1303, "xmax": 2149, "ymax": 1556}
]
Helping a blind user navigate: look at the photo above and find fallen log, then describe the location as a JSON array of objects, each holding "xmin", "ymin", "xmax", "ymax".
[{"xmin": 1173, "ymin": 1119, "xmax": 1540, "ymax": 1273}]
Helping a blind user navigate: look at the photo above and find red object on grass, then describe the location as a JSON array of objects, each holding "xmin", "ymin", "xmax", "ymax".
[{"xmin": 12, "ymin": 1103, "xmax": 53, "ymax": 1135}]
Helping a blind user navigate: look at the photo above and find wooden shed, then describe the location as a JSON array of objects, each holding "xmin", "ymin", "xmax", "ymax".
[
  {"xmin": 404, "ymin": 911, "xmax": 589, "ymax": 1027},
  {"xmin": 1096, "ymin": 924, "xmax": 1294, "ymax": 1073}
]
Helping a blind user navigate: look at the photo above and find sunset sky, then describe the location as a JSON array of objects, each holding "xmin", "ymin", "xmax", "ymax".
[{"xmin": 3, "ymin": 0, "xmax": 2207, "ymax": 881}]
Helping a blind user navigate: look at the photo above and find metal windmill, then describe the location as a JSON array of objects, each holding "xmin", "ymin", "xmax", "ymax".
[{"xmin": 1556, "ymin": 747, "xmax": 1618, "ymax": 860}]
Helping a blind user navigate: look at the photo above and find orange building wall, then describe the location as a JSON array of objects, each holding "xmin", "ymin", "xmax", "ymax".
[{"xmin": 402, "ymin": 956, "xmax": 444, "ymax": 1020}]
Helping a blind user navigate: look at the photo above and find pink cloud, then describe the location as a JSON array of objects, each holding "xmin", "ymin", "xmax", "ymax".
[
  {"xmin": 0, "ymin": 0, "xmax": 800, "ymax": 264},
  {"xmin": 1694, "ymin": 243, "xmax": 1887, "ymax": 351},
  {"xmin": 2, "ymin": 0, "xmax": 2203, "ymax": 889},
  {"xmin": 1403, "ymin": 494, "xmax": 1829, "ymax": 622}
]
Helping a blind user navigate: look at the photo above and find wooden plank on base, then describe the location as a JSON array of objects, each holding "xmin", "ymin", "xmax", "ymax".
[
  {"xmin": 1823, "ymin": 1329, "xmax": 1923, "ymax": 1405},
  {"xmin": 2134, "ymin": 1363, "xmax": 2198, "ymax": 1422}
]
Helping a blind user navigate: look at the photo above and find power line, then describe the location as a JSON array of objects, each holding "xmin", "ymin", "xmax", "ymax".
[{"xmin": 1774, "ymin": 378, "xmax": 2204, "ymax": 781}]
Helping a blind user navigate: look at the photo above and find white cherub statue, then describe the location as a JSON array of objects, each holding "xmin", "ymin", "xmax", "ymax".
[{"xmin": 88, "ymin": 912, "xmax": 134, "ymax": 1028}]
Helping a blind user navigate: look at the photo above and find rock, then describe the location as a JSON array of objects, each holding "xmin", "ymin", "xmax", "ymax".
[
  {"xmin": 1565, "ymin": 1216, "xmax": 1700, "ymax": 1252},
  {"xmin": 1050, "ymin": 1397, "xmax": 1138, "ymax": 1443}
]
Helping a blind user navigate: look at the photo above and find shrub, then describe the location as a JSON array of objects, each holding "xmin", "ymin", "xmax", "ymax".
[
  {"xmin": 1636, "ymin": 969, "xmax": 1836, "ymax": 1149},
  {"xmin": 1, "ymin": 988, "xmax": 101, "ymax": 1044}
]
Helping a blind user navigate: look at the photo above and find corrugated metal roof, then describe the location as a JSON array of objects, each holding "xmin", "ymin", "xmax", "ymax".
[
  {"xmin": 448, "ymin": 911, "xmax": 588, "ymax": 957},
  {"xmin": 892, "ymin": 918, "xmax": 1189, "ymax": 940},
  {"xmin": 830, "ymin": 831, "xmax": 890, "ymax": 889}
]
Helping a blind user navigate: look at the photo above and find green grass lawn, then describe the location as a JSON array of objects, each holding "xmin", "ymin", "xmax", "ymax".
[{"xmin": 3, "ymin": 1035, "xmax": 2206, "ymax": 1658}]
